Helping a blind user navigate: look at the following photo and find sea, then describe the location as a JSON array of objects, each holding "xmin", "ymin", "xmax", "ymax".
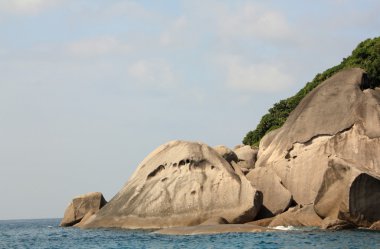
[{"xmin": 0, "ymin": 219, "xmax": 379, "ymax": 249}]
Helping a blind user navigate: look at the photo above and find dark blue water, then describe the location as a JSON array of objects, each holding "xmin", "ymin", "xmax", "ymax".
[{"xmin": 0, "ymin": 219, "xmax": 379, "ymax": 249}]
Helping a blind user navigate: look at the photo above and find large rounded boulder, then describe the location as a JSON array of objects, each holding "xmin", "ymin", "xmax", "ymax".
[
  {"xmin": 253, "ymin": 68, "xmax": 380, "ymax": 227},
  {"xmin": 246, "ymin": 167, "xmax": 292, "ymax": 217},
  {"xmin": 81, "ymin": 140, "xmax": 262, "ymax": 229}
]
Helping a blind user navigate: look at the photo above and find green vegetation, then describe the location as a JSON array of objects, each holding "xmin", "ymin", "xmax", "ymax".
[{"xmin": 243, "ymin": 37, "xmax": 380, "ymax": 146}]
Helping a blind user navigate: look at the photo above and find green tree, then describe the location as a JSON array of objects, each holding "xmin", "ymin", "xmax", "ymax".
[{"xmin": 243, "ymin": 37, "xmax": 380, "ymax": 146}]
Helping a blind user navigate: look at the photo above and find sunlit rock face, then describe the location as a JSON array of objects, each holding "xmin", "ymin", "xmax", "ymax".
[
  {"xmin": 81, "ymin": 140, "xmax": 262, "ymax": 229},
  {"xmin": 60, "ymin": 192, "xmax": 107, "ymax": 227},
  {"xmin": 251, "ymin": 68, "xmax": 380, "ymax": 226}
]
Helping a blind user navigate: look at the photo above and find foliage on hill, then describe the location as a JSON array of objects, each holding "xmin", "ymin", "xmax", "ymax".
[{"xmin": 243, "ymin": 37, "xmax": 380, "ymax": 146}]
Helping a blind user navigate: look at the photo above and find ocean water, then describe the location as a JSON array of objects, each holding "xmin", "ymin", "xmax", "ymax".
[{"xmin": 1, "ymin": 219, "xmax": 379, "ymax": 249}]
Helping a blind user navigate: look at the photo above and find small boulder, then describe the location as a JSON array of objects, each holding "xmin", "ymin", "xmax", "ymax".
[
  {"xmin": 200, "ymin": 217, "xmax": 229, "ymax": 226},
  {"xmin": 234, "ymin": 145, "xmax": 258, "ymax": 169},
  {"xmin": 369, "ymin": 221, "xmax": 380, "ymax": 230},
  {"xmin": 60, "ymin": 192, "xmax": 107, "ymax": 227},
  {"xmin": 268, "ymin": 204, "xmax": 322, "ymax": 227},
  {"xmin": 246, "ymin": 217, "xmax": 275, "ymax": 227},
  {"xmin": 213, "ymin": 145, "xmax": 238, "ymax": 164},
  {"xmin": 321, "ymin": 218, "xmax": 356, "ymax": 230}
]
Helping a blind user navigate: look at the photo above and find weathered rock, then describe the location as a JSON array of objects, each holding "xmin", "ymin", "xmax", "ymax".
[
  {"xmin": 213, "ymin": 145, "xmax": 238, "ymax": 164},
  {"xmin": 246, "ymin": 167, "xmax": 292, "ymax": 217},
  {"xmin": 246, "ymin": 217, "xmax": 274, "ymax": 227},
  {"xmin": 155, "ymin": 224, "xmax": 273, "ymax": 235},
  {"xmin": 234, "ymin": 144, "xmax": 244, "ymax": 150},
  {"xmin": 200, "ymin": 217, "xmax": 229, "ymax": 226},
  {"xmin": 81, "ymin": 140, "xmax": 262, "ymax": 229},
  {"xmin": 314, "ymin": 157, "xmax": 380, "ymax": 227},
  {"xmin": 234, "ymin": 145, "xmax": 258, "ymax": 169},
  {"xmin": 268, "ymin": 204, "xmax": 322, "ymax": 227},
  {"xmin": 255, "ymin": 68, "xmax": 380, "ymax": 227},
  {"xmin": 321, "ymin": 218, "xmax": 356, "ymax": 230},
  {"xmin": 240, "ymin": 167, "xmax": 250, "ymax": 175},
  {"xmin": 60, "ymin": 192, "xmax": 107, "ymax": 227},
  {"xmin": 369, "ymin": 220, "xmax": 380, "ymax": 230}
]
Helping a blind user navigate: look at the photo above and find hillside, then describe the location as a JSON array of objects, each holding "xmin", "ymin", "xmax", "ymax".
[{"xmin": 243, "ymin": 37, "xmax": 380, "ymax": 146}]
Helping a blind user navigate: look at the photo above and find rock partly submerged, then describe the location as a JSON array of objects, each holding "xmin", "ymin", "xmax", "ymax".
[
  {"xmin": 60, "ymin": 192, "xmax": 107, "ymax": 227},
  {"xmin": 61, "ymin": 68, "xmax": 380, "ymax": 233},
  {"xmin": 80, "ymin": 140, "xmax": 262, "ymax": 229},
  {"xmin": 268, "ymin": 204, "xmax": 322, "ymax": 228}
]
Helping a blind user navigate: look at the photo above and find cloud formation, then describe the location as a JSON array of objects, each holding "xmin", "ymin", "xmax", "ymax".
[
  {"xmin": 216, "ymin": 3, "xmax": 292, "ymax": 41},
  {"xmin": 221, "ymin": 55, "xmax": 293, "ymax": 92},
  {"xmin": 0, "ymin": 0, "xmax": 61, "ymax": 15},
  {"xmin": 128, "ymin": 59, "xmax": 178, "ymax": 89},
  {"xmin": 66, "ymin": 37, "xmax": 130, "ymax": 57}
]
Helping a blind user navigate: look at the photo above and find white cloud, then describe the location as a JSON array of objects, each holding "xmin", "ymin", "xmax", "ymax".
[
  {"xmin": 70, "ymin": 1, "xmax": 153, "ymax": 20},
  {"xmin": 216, "ymin": 3, "xmax": 292, "ymax": 41},
  {"xmin": 221, "ymin": 55, "xmax": 293, "ymax": 92},
  {"xmin": 0, "ymin": 0, "xmax": 61, "ymax": 15},
  {"xmin": 128, "ymin": 59, "xmax": 177, "ymax": 88},
  {"xmin": 65, "ymin": 37, "xmax": 130, "ymax": 57},
  {"xmin": 159, "ymin": 16, "xmax": 196, "ymax": 47}
]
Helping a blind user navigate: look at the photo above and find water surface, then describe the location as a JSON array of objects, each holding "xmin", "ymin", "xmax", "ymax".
[{"xmin": 1, "ymin": 219, "xmax": 379, "ymax": 249}]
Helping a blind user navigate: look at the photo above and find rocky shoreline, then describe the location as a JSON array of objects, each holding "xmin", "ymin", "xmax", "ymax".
[{"xmin": 60, "ymin": 68, "xmax": 380, "ymax": 234}]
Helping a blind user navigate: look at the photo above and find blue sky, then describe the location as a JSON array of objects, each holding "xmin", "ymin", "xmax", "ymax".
[{"xmin": 0, "ymin": 0, "xmax": 379, "ymax": 219}]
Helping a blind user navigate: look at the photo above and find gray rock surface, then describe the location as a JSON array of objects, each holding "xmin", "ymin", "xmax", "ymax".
[
  {"xmin": 321, "ymin": 218, "xmax": 356, "ymax": 230},
  {"xmin": 200, "ymin": 217, "xmax": 229, "ymax": 226},
  {"xmin": 268, "ymin": 204, "xmax": 322, "ymax": 227},
  {"xmin": 246, "ymin": 217, "xmax": 274, "ymax": 227},
  {"xmin": 81, "ymin": 140, "xmax": 262, "ymax": 229},
  {"xmin": 234, "ymin": 145, "xmax": 258, "ymax": 169},
  {"xmin": 254, "ymin": 68, "xmax": 380, "ymax": 227},
  {"xmin": 213, "ymin": 145, "xmax": 238, "ymax": 164},
  {"xmin": 246, "ymin": 167, "xmax": 292, "ymax": 217},
  {"xmin": 60, "ymin": 192, "xmax": 107, "ymax": 227}
]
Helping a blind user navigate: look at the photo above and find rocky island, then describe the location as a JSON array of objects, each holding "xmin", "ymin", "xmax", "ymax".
[{"xmin": 60, "ymin": 37, "xmax": 380, "ymax": 234}]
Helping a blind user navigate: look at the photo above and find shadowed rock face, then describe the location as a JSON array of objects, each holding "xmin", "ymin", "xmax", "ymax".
[
  {"xmin": 81, "ymin": 141, "xmax": 262, "ymax": 229},
  {"xmin": 348, "ymin": 173, "xmax": 380, "ymax": 225},
  {"xmin": 253, "ymin": 68, "xmax": 380, "ymax": 227}
]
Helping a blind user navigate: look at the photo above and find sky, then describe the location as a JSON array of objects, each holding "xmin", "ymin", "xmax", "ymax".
[{"xmin": 0, "ymin": 0, "xmax": 379, "ymax": 220}]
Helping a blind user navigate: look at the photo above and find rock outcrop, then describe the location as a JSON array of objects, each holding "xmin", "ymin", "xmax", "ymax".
[
  {"xmin": 253, "ymin": 68, "xmax": 380, "ymax": 227},
  {"xmin": 60, "ymin": 192, "xmax": 107, "ymax": 227},
  {"xmin": 61, "ymin": 68, "xmax": 380, "ymax": 232},
  {"xmin": 80, "ymin": 141, "xmax": 262, "ymax": 229}
]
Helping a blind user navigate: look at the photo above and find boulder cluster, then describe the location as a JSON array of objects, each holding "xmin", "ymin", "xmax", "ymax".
[{"xmin": 61, "ymin": 68, "xmax": 380, "ymax": 234}]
